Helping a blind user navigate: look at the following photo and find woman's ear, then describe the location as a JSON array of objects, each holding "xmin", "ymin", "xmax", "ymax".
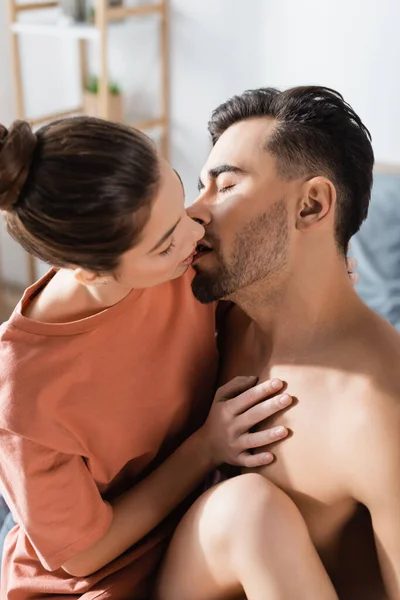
[
  {"xmin": 73, "ymin": 268, "xmax": 112, "ymax": 286},
  {"xmin": 296, "ymin": 176, "xmax": 336, "ymax": 230}
]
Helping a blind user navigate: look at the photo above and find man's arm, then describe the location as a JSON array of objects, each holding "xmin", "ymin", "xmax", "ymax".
[{"xmin": 349, "ymin": 392, "xmax": 400, "ymax": 599}]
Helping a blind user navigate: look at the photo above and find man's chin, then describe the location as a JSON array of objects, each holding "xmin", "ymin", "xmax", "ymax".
[{"xmin": 191, "ymin": 272, "xmax": 222, "ymax": 304}]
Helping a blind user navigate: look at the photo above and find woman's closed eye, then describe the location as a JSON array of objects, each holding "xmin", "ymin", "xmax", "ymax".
[{"xmin": 159, "ymin": 238, "xmax": 176, "ymax": 257}]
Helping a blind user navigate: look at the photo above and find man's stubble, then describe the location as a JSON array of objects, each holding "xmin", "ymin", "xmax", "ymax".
[{"xmin": 192, "ymin": 199, "xmax": 289, "ymax": 306}]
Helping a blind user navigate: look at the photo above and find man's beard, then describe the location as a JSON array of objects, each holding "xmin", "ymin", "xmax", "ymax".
[{"xmin": 191, "ymin": 199, "xmax": 289, "ymax": 304}]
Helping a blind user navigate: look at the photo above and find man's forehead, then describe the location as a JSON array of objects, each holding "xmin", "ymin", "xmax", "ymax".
[{"xmin": 202, "ymin": 117, "xmax": 276, "ymax": 176}]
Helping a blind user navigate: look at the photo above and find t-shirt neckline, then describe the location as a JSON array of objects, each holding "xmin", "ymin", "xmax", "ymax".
[{"xmin": 8, "ymin": 269, "xmax": 144, "ymax": 336}]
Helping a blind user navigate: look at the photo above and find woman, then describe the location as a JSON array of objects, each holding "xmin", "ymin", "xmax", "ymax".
[{"xmin": 0, "ymin": 117, "xmax": 338, "ymax": 600}]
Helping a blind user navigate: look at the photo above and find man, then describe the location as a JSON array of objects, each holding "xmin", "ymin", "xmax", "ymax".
[{"xmin": 187, "ymin": 86, "xmax": 400, "ymax": 599}]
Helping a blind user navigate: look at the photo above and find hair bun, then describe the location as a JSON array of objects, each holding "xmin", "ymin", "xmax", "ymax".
[{"xmin": 0, "ymin": 120, "xmax": 37, "ymax": 212}]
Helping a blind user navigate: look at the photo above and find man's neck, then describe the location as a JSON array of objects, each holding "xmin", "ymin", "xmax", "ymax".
[{"xmin": 231, "ymin": 246, "xmax": 367, "ymax": 360}]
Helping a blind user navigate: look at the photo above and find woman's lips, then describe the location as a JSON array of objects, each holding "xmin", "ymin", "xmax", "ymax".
[
  {"xmin": 192, "ymin": 248, "xmax": 212, "ymax": 264},
  {"xmin": 180, "ymin": 250, "xmax": 196, "ymax": 267}
]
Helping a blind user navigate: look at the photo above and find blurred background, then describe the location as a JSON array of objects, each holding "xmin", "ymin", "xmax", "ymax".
[{"xmin": 0, "ymin": 0, "xmax": 399, "ymax": 326}]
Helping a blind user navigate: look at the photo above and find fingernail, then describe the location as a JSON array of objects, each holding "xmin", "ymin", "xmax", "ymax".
[
  {"xmin": 271, "ymin": 378, "xmax": 282, "ymax": 389},
  {"xmin": 279, "ymin": 394, "xmax": 291, "ymax": 406},
  {"xmin": 263, "ymin": 453, "xmax": 274, "ymax": 463},
  {"xmin": 274, "ymin": 426, "xmax": 287, "ymax": 436}
]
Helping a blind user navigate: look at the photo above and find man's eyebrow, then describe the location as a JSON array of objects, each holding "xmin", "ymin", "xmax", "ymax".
[
  {"xmin": 149, "ymin": 217, "xmax": 182, "ymax": 253},
  {"xmin": 197, "ymin": 164, "xmax": 245, "ymax": 191}
]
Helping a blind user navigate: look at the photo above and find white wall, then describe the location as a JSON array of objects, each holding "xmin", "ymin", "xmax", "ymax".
[
  {"xmin": 169, "ymin": 0, "xmax": 269, "ymax": 201},
  {"xmin": 171, "ymin": 0, "xmax": 400, "ymax": 200},
  {"xmin": 1, "ymin": 0, "xmax": 400, "ymax": 286},
  {"xmin": 0, "ymin": 2, "xmax": 14, "ymax": 127},
  {"xmin": 0, "ymin": 0, "xmax": 28, "ymax": 283},
  {"xmin": 261, "ymin": 0, "xmax": 400, "ymax": 166}
]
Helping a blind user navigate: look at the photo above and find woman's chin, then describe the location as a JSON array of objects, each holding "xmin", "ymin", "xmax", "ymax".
[{"xmin": 172, "ymin": 264, "xmax": 192, "ymax": 279}]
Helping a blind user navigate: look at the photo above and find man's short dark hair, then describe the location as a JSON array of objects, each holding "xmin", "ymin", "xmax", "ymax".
[{"xmin": 208, "ymin": 86, "xmax": 374, "ymax": 252}]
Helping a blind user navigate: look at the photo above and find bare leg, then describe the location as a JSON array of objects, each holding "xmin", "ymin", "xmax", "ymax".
[{"xmin": 155, "ymin": 474, "xmax": 338, "ymax": 600}]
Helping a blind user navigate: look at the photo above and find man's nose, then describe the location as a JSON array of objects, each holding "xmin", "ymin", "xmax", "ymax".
[{"xmin": 187, "ymin": 196, "xmax": 212, "ymax": 226}]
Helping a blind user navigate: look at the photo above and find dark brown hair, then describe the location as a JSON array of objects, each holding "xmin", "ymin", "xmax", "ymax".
[
  {"xmin": 208, "ymin": 86, "xmax": 374, "ymax": 252},
  {"xmin": 0, "ymin": 117, "xmax": 160, "ymax": 272}
]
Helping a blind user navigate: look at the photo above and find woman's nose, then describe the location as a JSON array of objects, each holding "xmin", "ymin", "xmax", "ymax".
[{"xmin": 194, "ymin": 220, "xmax": 205, "ymax": 241}]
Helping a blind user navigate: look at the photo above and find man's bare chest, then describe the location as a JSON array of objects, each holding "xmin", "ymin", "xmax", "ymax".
[
  {"xmin": 218, "ymin": 335, "xmax": 357, "ymax": 552},
  {"xmin": 217, "ymin": 313, "xmax": 387, "ymax": 596}
]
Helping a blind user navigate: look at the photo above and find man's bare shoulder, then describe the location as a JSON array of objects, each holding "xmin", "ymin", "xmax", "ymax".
[
  {"xmin": 346, "ymin": 309, "xmax": 400, "ymax": 400},
  {"xmin": 338, "ymin": 311, "xmax": 400, "ymax": 499}
]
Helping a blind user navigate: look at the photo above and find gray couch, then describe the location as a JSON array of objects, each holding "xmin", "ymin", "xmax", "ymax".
[{"xmin": 352, "ymin": 171, "xmax": 400, "ymax": 330}]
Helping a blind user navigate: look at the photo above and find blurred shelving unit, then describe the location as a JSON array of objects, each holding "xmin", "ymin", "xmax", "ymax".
[{"xmin": 6, "ymin": 0, "xmax": 169, "ymax": 284}]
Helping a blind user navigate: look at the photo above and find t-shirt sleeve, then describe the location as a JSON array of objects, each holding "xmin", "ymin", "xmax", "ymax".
[{"xmin": 0, "ymin": 429, "xmax": 113, "ymax": 571}]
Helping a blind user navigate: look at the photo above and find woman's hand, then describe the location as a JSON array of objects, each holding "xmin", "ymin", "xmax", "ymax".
[{"xmin": 199, "ymin": 376, "xmax": 292, "ymax": 469}]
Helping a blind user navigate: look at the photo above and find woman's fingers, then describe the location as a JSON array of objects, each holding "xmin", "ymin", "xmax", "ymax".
[
  {"xmin": 240, "ymin": 425, "xmax": 288, "ymax": 450},
  {"xmin": 228, "ymin": 379, "xmax": 284, "ymax": 414},
  {"xmin": 236, "ymin": 393, "xmax": 292, "ymax": 432}
]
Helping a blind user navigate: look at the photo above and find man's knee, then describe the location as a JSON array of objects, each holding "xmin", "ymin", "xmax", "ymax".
[
  {"xmin": 218, "ymin": 473, "xmax": 276, "ymax": 515},
  {"xmin": 198, "ymin": 474, "xmax": 279, "ymax": 549},
  {"xmin": 203, "ymin": 473, "xmax": 307, "ymax": 552}
]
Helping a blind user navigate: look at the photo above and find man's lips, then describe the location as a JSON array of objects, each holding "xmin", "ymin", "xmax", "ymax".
[
  {"xmin": 196, "ymin": 241, "xmax": 213, "ymax": 252},
  {"xmin": 193, "ymin": 241, "xmax": 213, "ymax": 264}
]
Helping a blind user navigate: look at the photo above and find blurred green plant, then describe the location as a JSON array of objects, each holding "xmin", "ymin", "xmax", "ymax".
[
  {"xmin": 85, "ymin": 76, "xmax": 121, "ymax": 96},
  {"xmin": 87, "ymin": 5, "xmax": 96, "ymax": 21},
  {"xmin": 88, "ymin": 0, "xmax": 123, "ymax": 22}
]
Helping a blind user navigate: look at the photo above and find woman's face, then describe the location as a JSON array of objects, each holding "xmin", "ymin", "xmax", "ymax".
[{"xmin": 114, "ymin": 158, "xmax": 204, "ymax": 289}]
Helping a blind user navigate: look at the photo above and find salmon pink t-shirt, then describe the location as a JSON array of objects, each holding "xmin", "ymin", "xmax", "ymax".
[{"xmin": 0, "ymin": 269, "xmax": 218, "ymax": 599}]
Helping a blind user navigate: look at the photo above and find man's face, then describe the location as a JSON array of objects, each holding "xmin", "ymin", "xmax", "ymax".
[{"xmin": 189, "ymin": 118, "xmax": 294, "ymax": 304}]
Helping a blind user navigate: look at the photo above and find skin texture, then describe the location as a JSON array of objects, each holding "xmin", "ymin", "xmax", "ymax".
[{"xmin": 156, "ymin": 118, "xmax": 400, "ymax": 600}]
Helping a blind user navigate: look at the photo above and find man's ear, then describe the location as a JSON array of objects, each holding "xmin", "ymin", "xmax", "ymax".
[
  {"xmin": 296, "ymin": 176, "xmax": 336, "ymax": 230},
  {"xmin": 73, "ymin": 268, "xmax": 112, "ymax": 286}
]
